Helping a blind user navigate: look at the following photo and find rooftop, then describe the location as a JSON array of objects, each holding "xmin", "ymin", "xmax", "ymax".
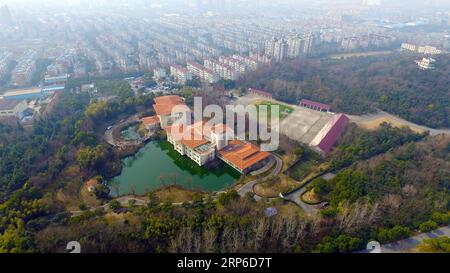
[
  {"xmin": 0, "ymin": 99, "xmax": 23, "ymax": 110},
  {"xmin": 300, "ymin": 99, "xmax": 331, "ymax": 111},
  {"xmin": 3, "ymin": 87, "xmax": 42, "ymax": 97},
  {"xmin": 219, "ymin": 140, "xmax": 270, "ymax": 171},
  {"xmin": 141, "ymin": 116, "xmax": 160, "ymax": 126},
  {"xmin": 153, "ymin": 95, "xmax": 188, "ymax": 116},
  {"xmin": 248, "ymin": 88, "xmax": 273, "ymax": 98},
  {"xmin": 86, "ymin": 179, "xmax": 99, "ymax": 188},
  {"xmin": 310, "ymin": 114, "xmax": 349, "ymax": 155},
  {"xmin": 165, "ymin": 123, "xmax": 210, "ymax": 149},
  {"xmin": 154, "ymin": 95, "xmax": 184, "ymax": 105}
]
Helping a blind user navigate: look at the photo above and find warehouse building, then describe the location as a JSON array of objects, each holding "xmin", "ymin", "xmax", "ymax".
[{"xmin": 310, "ymin": 114, "xmax": 349, "ymax": 155}]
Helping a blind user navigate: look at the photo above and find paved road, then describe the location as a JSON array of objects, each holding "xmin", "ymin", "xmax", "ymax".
[
  {"xmin": 349, "ymin": 109, "xmax": 450, "ymax": 136},
  {"xmin": 380, "ymin": 225, "xmax": 450, "ymax": 253},
  {"xmin": 70, "ymin": 196, "xmax": 148, "ymax": 215},
  {"xmin": 237, "ymin": 154, "xmax": 283, "ymax": 198},
  {"xmin": 282, "ymin": 173, "xmax": 336, "ymax": 215},
  {"xmin": 282, "ymin": 186, "xmax": 320, "ymax": 215}
]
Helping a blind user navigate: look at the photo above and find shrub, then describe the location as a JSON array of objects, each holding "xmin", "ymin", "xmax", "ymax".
[{"xmin": 419, "ymin": 221, "xmax": 438, "ymax": 233}]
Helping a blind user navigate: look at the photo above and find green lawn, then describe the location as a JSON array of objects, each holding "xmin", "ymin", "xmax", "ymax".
[{"xmin": 255, "ymin": 101, "xmax": 294, "ymax": 120}]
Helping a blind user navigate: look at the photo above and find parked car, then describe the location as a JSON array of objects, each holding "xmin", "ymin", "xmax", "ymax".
[{"xmin": 319, "ymin": 202, "xmax": 330, "ymax": 209}]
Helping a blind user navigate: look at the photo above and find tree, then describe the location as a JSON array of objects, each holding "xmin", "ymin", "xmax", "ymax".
[
  {"xmin": 416, "ymin": 236, "xmax": 450, "ymax": 253},
  {"xmin": 94, "ymin": 184, "xmax": 111, "ymax": 200},
  {"xmin": 218, "ymin": 190, "xmax": 239, "ymax": 206},
  {"xmin": 377, "ymin": 225, "xmax": 411, "ymax": 244},
  {"xmin": 109, "ymin": 200, "xmax": 121, "ymax": 211},
  {"xmin": 315, "ymin": 235, "xmax": 363, "ymax": 253},
  {"xmin": 75, "ymin": 145, "xmax": 108, "ymax": 171},
  {"xmin": 419, "ymin": 221, "xmax": 438, "ymax": 233},
  {"xmin": 0, "ymin": 219, "xmax": 32, "ymax": 253}
]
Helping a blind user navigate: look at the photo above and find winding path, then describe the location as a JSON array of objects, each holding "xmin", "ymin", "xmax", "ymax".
[
  {"xmin": 70, "ymin": 196, "xmax": 148, "ymax": 215},
  {"xmin": 282, "ymin": 186, "xmax": 320, "ymax": 215},
  {"xmin": 357, "ymin": 225, "xmax": 450, "ymax": 253},
  {"xmin": 236, "ymin": 154, "xmax": 283, "ymax": 199}
]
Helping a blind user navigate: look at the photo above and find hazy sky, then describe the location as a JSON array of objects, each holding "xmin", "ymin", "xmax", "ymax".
[{"xmin": 1, "ymin": 0, "xmax": 450, "ymax": 9}]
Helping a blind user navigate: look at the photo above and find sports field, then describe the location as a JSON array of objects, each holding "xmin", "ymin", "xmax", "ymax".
[{"xmin": 255, "ymin": 101, "xmax": 294, "ymax": 120}]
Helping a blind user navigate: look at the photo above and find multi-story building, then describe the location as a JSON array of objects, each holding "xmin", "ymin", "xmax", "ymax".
[
  {"xmin": 303, "ymin": 32, "xmax": 315, "ymax": 56},
  {"xmin": 204, "ymin": 59, "xmax": 238, "ymax": 81},
  {"xmin": 417, "ymin": 46, "xmax": 442, "ymax": 55},
  {"xmin": 187, "ymin": 61, "xmax": 219, "ymax": 84},
  {"xmin": 0, "ymin": 99, "xmax": 28, "ymax": 118},
  {"xmin": 219, "ymin": 56, "xmax": 247, "ymax": 75},
  {"xmin": 153, "ymin": 68, "xmax": 167, "ymax": 81},
  {"xmin": 165, "ymin": 121, "xmax": 219, "ymax": 166},
  {"xmin": 265, "ymin": 37, "xmax": 276, "ymax": 57},
  {"xmin": 153, "ymin": 95, "xmax": 190, "ymax": 129},
  {"xmin": 232, "ymin": 55, "xmax": 259, "ymax": 70},
  {"xmin": 287, "ymin": 36, "xmax": 304, "ymax": 58},
  {"xmin": 273, "ymin": 38, "xmax": 288, "ymax": 62},
  {"xmin": 11, "ymin": 50, "xmax": 37, "ymax": 87},
  {"xmin": 416, "ymin": 58, "xmax": 436, "ymax": 70},
  {"xmin": 170, "ymin": 65, "xmax": 192, "ymax": 84},
  {"xmin": 155, "ymin": 95, "xmax": 271, "ymax": 172},
  {"xmin": 44, "ymin": 74, "xmax": 69, "ymax": 86},
  {"xmin": 402, "ymin": 43, "xmax": 442, "ymax": 55},
  {"xmin": 401, "ymin": 43, "xmax": 417, "ymax": 52},
  {"xmin": 265, "ymin": 37, "xmax": 288, "ymax": 62},
  {"xmin": 0, "ymin": 51, "xmax": 13, "ymax": 79}
]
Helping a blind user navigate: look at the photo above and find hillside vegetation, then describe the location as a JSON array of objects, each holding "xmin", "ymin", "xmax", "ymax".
[{"xmin": 239, "ymin": 54, "xmax": 450, "ymax": 128}]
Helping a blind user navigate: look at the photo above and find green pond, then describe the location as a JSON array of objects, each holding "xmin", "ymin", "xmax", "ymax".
[
  {"xmin": 109, "ymin": 141, "xmax": 241, "ymax": 196},
  {"xmin": 121, "ymin": 124, "xmax": 141, "ymax": 141}
]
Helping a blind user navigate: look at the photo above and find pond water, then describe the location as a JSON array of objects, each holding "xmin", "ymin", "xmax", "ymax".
[
  {"xmin": 109, "ymin": 141, "xmax": 241, "ymax": 196},
  {"xmin": 120, "ymin": 124, "xmax": 141, "ymax": 141}
]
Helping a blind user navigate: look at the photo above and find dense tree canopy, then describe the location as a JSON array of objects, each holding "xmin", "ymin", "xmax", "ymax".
[{"xmin": 239, "ymin": 54, "xmax": 450, "ymax": 128}]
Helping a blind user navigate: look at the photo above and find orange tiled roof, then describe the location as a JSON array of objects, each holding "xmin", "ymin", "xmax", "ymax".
[
  {"xmin": 165, "ymin": 123, "xmax": 209, "ymax": 149},
  {"xmin": 154, "ymin": 95, "xmax": 184, "ymax": 105},
  {"xmin": 86, "ymin": 179, "xmax": 98, "ymax": 187},
  {"xmin": 219, "ymin": 140, "xmax": 270, "ymax": 171},
  {"xmin": 153, "ymin": 95, "xmax": 188, "ymax": 116},
  {"xmin": 181, "ymin": 138, "xmax": 209, "ymax": 149},
  {"xmin": 141, "ymin": 116, "xmax": 160, "ymax": 126},
  {"xmin": 166, "ymin": 121, "xmax": 231, "ymax": 150}
]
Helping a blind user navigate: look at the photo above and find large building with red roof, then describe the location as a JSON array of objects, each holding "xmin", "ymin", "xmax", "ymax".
[
  {"xmin": 153, "ymin": 95, "xmax": 190, "ymax": 128},
  {"xmin": 165, "ymin": 119, "xmax": 270, "ymax": 172},
  {"xmin": 248, "ymin": 88, "xmax": 273, "ymax": 99},
  {"xmin": 153, "ymin": 95, "xmax": 272, "ymax": 172},
  {"xmin": 218, "ymin": 140, "xmax": 271, "ymax": 174},
  {"xmin": 309, "ymin": 114, "xmax": 349, "ymax": 155},
  {"xmin": 299, "ymin": 99, "xmax": 331, "ymax": 112},
  {"xmin": 141, "ymin": 116, "xmax": 160, "ymax": 130}
]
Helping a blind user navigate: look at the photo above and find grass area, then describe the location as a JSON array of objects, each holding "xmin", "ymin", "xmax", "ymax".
[
  {"xmin": 79, "ymin": 184, "xmax": 103, "ymax": 208},
  {"xmin": 255, "ymin": 101, "xmax": 294, "ymax": 120},
  {"xmin": 291, "ymin": 161, "xmax": 318, "ymax": 180},
  {"xmin": 275, "ymin": 200, "xmax": 306, "ymax": 218},
  {"xmin": 254, "ymin": 174, "xmax": 301, "ymax": 197},
  {"xmin": 153, "ymin": 185, "xmax": 205, "ymax": 203},
  {"xmin": 301, "ymin": 189, "xmax": 324, "ymax": 204},
  {"xmin": 286, "ymin": 149, "xmax": 325, "ymax": 182}
]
